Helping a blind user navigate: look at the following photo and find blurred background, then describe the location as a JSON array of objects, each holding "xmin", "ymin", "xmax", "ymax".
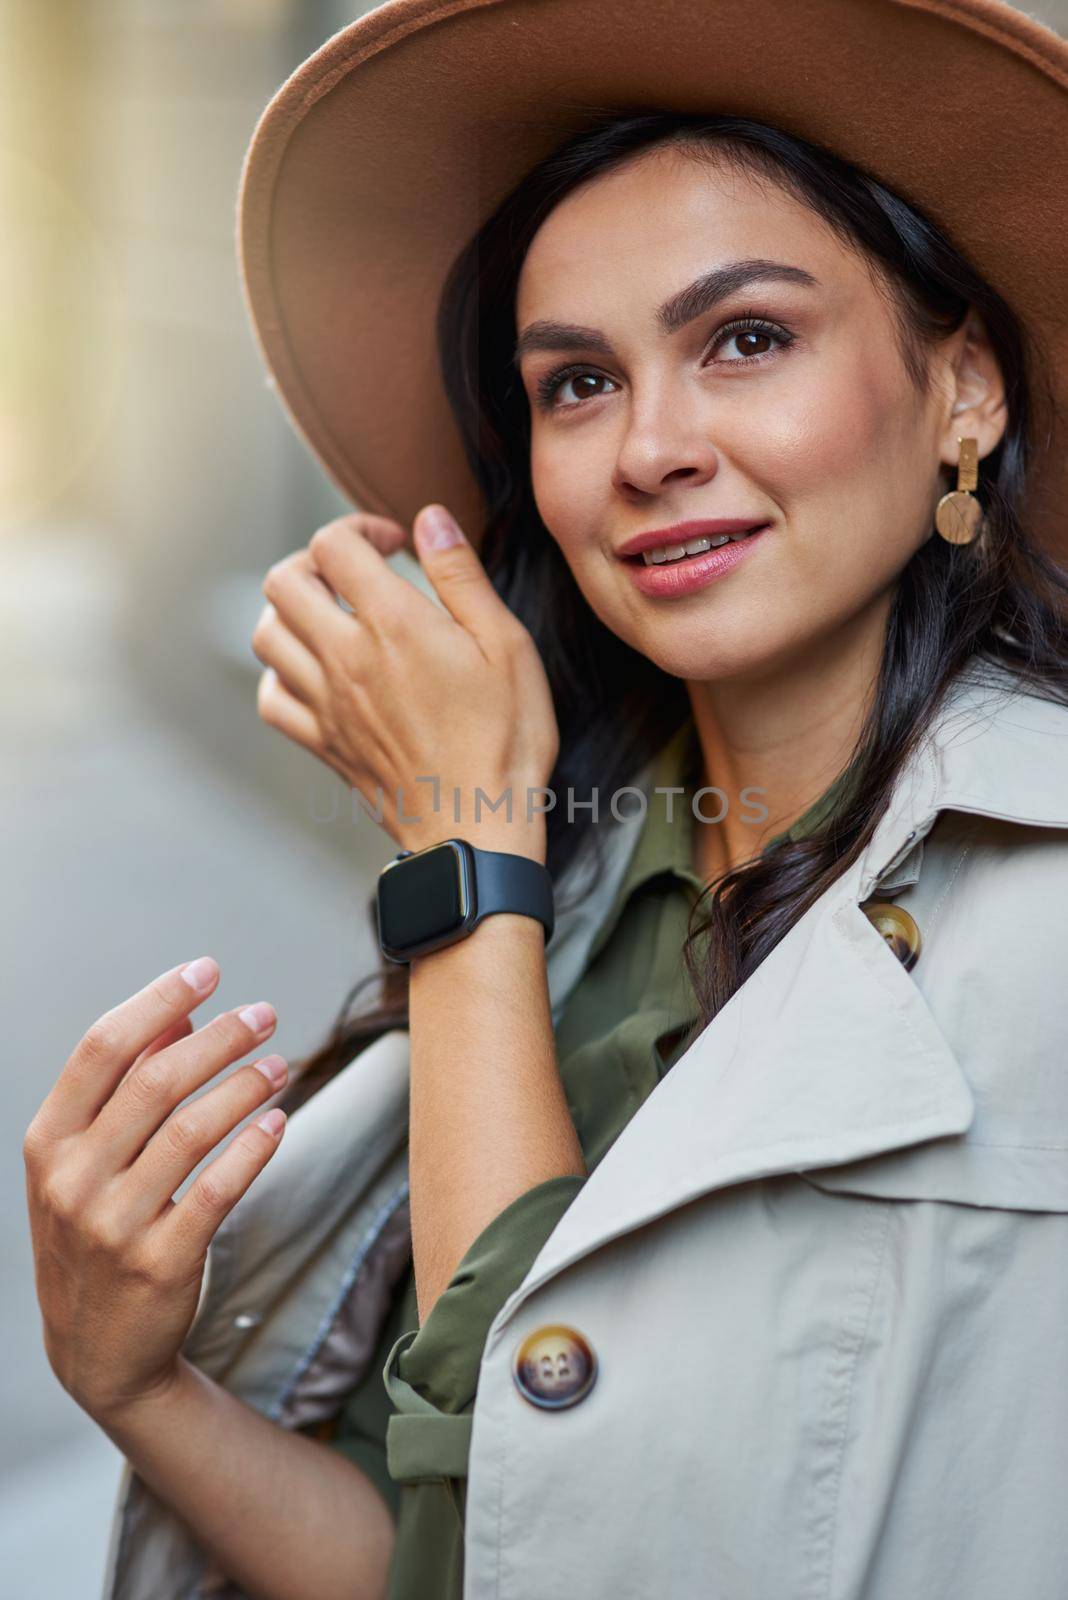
[
  {"xmin": 3, "ymin": 0, "xmax": 1067, "ymax": 1594},
  {"xmin": 2, "ymin": 2, "xmax": 414, "ymax": 1594}
]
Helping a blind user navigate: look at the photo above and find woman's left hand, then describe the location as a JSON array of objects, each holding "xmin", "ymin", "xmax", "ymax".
[{"xmin": 250, "ymin": 504, "xmax": 559, "ymax": 859}]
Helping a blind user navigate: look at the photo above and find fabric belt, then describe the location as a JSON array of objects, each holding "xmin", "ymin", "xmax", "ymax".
[{"xmin": 383, "ymin": 1327, "xmax": 474, "ymax": 1483}]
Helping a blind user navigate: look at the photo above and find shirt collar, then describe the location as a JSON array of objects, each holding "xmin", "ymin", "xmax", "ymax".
[
  {"xmin": 617, "ymin": 719, "xmax": 705, "ymax": 897},
  {"xmin": 591, "ymin": 708, "xmax": 865, "ymax": 958},
  {"xmin": 582, "ymin": 720, "xmax": 703, "ymax": 970}
]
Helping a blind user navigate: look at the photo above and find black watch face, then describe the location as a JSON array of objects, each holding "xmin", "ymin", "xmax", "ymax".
[{"xmin": 378, "ymin": 841, "xmax": 471, "ymax": 955}]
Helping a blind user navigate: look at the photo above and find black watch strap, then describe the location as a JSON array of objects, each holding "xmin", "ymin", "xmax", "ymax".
[{"xmin": 472, "ymin": 844, "xmax": 555, "ymax": 943}]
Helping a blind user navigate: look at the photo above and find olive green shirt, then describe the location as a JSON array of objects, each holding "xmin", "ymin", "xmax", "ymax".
[{"xmin": 311, "ymin": 719, "xmax": 859, "ymax": 1597}]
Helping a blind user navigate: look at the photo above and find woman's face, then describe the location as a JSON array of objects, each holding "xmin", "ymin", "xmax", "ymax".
[{"xmin": 514, "ymin": 144, "xmax": 997, "ymax": 682}]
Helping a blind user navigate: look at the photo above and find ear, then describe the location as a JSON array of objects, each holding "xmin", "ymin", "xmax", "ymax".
[{"xmin": 936, "ymin": 307, "xmax": 1008, "ymax": 476}]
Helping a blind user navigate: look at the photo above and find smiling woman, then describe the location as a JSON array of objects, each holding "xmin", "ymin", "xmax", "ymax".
[
  {"xmin": 75, "ymin": 3, "xmax": 1068, "ymax": 1599},
  {"xmin": 262, "ymin": 104, "xmax": 1068, "ymax": 1600}
]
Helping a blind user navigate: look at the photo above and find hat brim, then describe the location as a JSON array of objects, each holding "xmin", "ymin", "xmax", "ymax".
[{"xmin": 237, "ymin": 0, "xmax": 1068, "ymax": 557}]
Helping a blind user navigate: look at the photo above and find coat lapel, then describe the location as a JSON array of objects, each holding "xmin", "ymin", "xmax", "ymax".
[{"xmin": 497, "ymin": 851, "xmax": 974, "ymax": 1323}]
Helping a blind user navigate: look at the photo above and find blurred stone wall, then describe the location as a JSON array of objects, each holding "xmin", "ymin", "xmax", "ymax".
[
  {"xmin": 79, "ymin": 1, "xmax": 379, "ymax": 840},
  {"xmin": 4, "ymin": 0, "xmax": 388, "ymax": 864}
]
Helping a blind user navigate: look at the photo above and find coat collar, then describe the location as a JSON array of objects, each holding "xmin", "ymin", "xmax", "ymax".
[
  {"xmin": 493, "ymin": 658, "xmax": 1068, "ymax": 1331},
  {"xmin": 859, "ymin": 656, "xmax": 1068, "ymax": 897}
]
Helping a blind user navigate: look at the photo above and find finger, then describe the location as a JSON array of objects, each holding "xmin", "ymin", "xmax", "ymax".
[
  {"xmin": 336, "ymin": 511, "xmax": 410, "ymax": 555},
  {"xmin": 154, "ymin": 1101, "xmax": 287, "ymax": 1266},
  {"xmin": 130, "ymin": 1016, "xmax": 194, "ymax": 1072},
  {"xmin": 35, "ymin": 959, "xmax": 221, "ymax": 1141},
  {"xmin": 307, "ymin": 516, "xmax": 424, "ymax": 638},
  {"xmin": 256, "ymin": 667, "xmax": 329, "ymax": 754},
  {"xmin": 256, "ymin": 669, "xmax": 353, "ymax": 785},
  {"xmin": 261, "ymin": 547, "xmax": 353, "ymax": 658},
  {"xmin": 89, "ymin": 1000, "xmax": 279, "ymax": 1172},
  {"xmin": 250, "ymin": 603, "xmax": 327, "ymax": 708},
  {"xmin": 411, "ymin": 504, "xmax": 514, "ymax": 642},
  {"xmin": 125, "ymin": 1052, "xmax": 289, "ymax": 1226}
]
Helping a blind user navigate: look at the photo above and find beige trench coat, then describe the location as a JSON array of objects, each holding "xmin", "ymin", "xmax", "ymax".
[{"xmin": 101, "ymin": 657, "xmax": 1068, "ymax": 1599}]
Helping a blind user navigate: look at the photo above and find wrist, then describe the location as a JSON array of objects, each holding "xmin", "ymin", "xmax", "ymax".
[
  {"xmin": 89, "ymin": 1357, "xmax": 194, "ymax": 1442},
  {"xmin": 400, "ymin": 818, "xmax": 547, "ymax": 866}
]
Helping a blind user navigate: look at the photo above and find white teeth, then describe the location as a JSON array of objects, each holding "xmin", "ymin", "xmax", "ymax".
[{"xmin": 642, "ymin": 531, "xmax": 741, "ymax": 565}]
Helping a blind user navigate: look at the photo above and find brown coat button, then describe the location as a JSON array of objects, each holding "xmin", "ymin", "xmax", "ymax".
[
  {"xmin": 862, "ymin": 901, "xmax": 922, "ymax": 970},
  {"xmin": 512, "ymin": 1324, "xmax": 598, "ymax": 1410}
]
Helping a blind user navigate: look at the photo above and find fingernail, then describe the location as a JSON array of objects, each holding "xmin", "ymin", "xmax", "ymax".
[
  {"xmin": 238, "ymin": 1002, "xmax": 275, "ymax": 1035},
  {"xmin": 256, "ymin": 1108, "xmax": 286, "ymax": 1138},
  {"xmin": 418, "ymin": 506, "xmax": 464, "ymax": 550},
  {"xmin": 253, "ymin": 1054, "xmax": 288, "ymax": 1088},
  {"xmin": 180, "ymin": 957, "xmax": 218, "ymax": 993}
]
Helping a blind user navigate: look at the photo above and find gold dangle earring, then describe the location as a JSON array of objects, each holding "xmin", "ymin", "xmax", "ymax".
[{"xmin": 935, "ymin": 435, "xmax": 984, "ymax": 545}]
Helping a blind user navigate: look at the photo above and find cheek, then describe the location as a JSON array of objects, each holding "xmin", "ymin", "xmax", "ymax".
[
  {"xmin": 757, "ymin": 356, "xmax": 931, "ymax": 580},
  {"xmin": 529, "ymin": 428, "xmax": 607, "ymax": 562},
  {"xmin": 755, "ymin": 359, "xmax": 892, "ymax": 504}
]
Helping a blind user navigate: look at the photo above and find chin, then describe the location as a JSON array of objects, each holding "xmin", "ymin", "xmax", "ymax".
[
  {"xmin": 622, "ymin": 614, "xmax": 750, "ymax": 676},
  {"xmin": 631, "ymin": 637, "xmax": 732, "ymax": 683}
]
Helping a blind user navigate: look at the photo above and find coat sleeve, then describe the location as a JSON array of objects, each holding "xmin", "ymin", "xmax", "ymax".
[{"xmin": 382, "ymin": 1173, "xmax": 585, "ymax": 1486}]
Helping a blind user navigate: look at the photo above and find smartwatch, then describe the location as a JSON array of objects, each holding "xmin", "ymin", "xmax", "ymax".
[{"xmin": 376, "ymin": 837, "xmax": 554, "ymax": 964}]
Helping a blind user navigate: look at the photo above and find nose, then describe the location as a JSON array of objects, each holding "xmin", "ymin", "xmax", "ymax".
[{"xmin": 611, "ymin": 394, "xmax": 720, "ymax": 500}]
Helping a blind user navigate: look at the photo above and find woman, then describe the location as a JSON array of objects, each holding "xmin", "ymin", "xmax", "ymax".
[{"xmin": 23, "ymin": 1, "xmax": 1068, "ymax": 1597}]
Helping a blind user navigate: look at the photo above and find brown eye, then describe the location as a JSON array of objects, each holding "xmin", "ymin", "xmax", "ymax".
[
  {"xmin": 569, "ymin": 374, "xmax": 608, "ymax": 400},
  {"xmin": 732, "ymin": 331, "xmax": 772, "ymax": 357},
  {"xmin": 556, "ymin": 373, "xmax": 612, "ymax": 405},
  {"xmin": 536, "ymin": 366, "xmax": 619, "ymax": 410},
  {"xmin": 710, "ymin": 317, "xmax": 794, "ymax": 366}
]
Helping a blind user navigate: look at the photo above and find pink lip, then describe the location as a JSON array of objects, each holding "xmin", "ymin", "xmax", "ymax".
[
  {"xmin": 624, "ymin": 523, "xmax": 770, "ymax": 598},
  {"xmin": 615, "ymin": 518, "xmax": 770, "ymax": 559}
]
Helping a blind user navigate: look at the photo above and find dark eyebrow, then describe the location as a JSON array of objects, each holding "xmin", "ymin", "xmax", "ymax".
[{"xmin": 513, "ymin": 258, "xmax": 820, "ymax": 366}]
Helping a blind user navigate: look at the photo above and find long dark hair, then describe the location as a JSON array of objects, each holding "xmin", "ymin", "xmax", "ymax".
[{"xmin": 276, "ymin": 110, "xmax": 1068, "ymax": 1118}]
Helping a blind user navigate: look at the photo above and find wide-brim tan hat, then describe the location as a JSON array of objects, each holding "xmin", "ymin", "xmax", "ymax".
[{"xmin": 237, "ymin": 0, "xmax": 1068, "ymax": 557}]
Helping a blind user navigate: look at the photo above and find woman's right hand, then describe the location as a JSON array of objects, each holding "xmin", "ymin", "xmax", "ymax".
[{"xmin": 22, "ymin": 957, "xmax": 289, "ymax": 1426}]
